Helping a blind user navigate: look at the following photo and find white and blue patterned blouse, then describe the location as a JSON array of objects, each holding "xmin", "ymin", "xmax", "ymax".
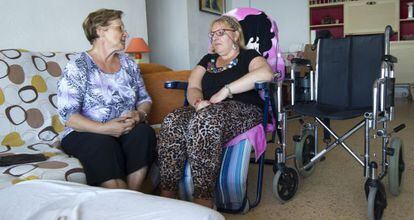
[{"xmin": 57, "ymin": 52, "xmax": 151, "ymax": 138}]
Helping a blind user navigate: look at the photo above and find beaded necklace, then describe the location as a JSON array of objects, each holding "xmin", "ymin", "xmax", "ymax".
[{"xmin": 206, "ymin": 57, "xmax": 238, "ymax": 73}]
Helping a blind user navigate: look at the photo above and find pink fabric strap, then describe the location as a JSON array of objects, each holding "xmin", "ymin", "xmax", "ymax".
[{"xmin": 224, "ymin": 123, "xmax": 275, "ymax": 161}]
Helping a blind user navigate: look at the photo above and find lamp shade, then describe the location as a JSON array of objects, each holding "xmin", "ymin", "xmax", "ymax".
[{"xmin": 125, "ymin": 38, "xmax": 150, "ymax": 53}]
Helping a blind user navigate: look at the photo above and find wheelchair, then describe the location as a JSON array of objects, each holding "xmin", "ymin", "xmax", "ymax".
[
  {"xmin": 272, "ymin": 26, "xmax": 406, "ymax": 219},
  {"xmin": 163, "ymin": 8, "xmax": 285, "ymax": 213}
]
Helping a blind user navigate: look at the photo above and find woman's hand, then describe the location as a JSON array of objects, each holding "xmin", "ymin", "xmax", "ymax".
[
  {"xmin": 195, "ymin": 100, "xmax": 211, "ymax": 111},
  {"xmin": 121, "ymin": 110, "xmax": 145, "ymax": 124},
  {"xmin": 209, "ymin": 87, "xmax": 230, "ymax": 104},
  {"xmin": 100, "ymin": 117, "xmax": 135, "ymax": 137}
]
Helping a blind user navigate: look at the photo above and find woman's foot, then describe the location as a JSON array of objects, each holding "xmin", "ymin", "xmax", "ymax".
[{"xmin": 100, "ymin": 179, "xmax": 127, "ymax": 189}]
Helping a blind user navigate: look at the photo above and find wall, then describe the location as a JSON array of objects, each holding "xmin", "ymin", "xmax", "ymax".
[
  {"xmin": 147, "ymin": 0, "xmax": 309, "ymax": 69},
  {"xmin": 187, "ymin": 0, "xmax": 221, "ymax": 68},
  {"xmin": 146, "ymin": 0, "xmax": 190, "ymax": 70},
  {"xmin": 229, "ymin": 0, "xmax": 309, "ymax": 53},
  {"xmin": 0, "ymin": 0, "xmax": 149, "ymax": 61}
]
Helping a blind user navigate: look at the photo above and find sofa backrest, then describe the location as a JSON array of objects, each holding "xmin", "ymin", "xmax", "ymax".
[
  {"xmin": 0, "ymin": 49, "xmax": 188, "ymax": 147},
  {"xmin": 142, "ymin": 70, "xmax": 190, "ymax": 125},
  {"xmin": 140, "ymin": 63, "xmax": 172, "ymax": 75},
  {"xmin": 0, "ymin": 49, "xmax": 73, "ymax": 149}
]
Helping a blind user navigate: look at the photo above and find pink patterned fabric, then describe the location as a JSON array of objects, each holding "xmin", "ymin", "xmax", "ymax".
[
  {"xmin": 221, "ymin": 8, "xmax": 283, "ymax": 160},
  {"xmin": 226, "ymin": 8, "xmax": 285, "ymax": 81},
  {"xmin": 224, "ymin": 122, "xmax": 275, "ymax": 161}
]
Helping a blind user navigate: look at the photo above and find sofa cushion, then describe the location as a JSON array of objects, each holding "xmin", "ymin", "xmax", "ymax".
[{"xmin": 0, "ymin": 49, "xmax": 86, "ymax": 188}]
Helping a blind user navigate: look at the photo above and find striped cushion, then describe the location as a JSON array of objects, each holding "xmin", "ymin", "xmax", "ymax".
[{"xmin": 179, "ymin": 139, "xmax": 252, "ymax": 210}]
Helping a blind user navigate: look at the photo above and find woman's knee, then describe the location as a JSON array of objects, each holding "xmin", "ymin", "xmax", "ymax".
[
  {"xmin": 62, "ymin": 132, "xmax": 119, "ymax": 156},
  {"xmin": 130, "ymin": 123, "xmax": 156, "ymax": 139},
  {"xmin": 162, "ymin": 107, "xmax": 191, "ymax": 125}
]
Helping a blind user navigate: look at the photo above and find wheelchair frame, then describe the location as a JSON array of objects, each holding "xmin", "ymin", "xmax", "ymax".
[
  {"xmin": 164, "ymin": 79, "xmax": 278, "ymax": 213},
  {"xmin": 270, "ymin": 26, "xmax": 405, "ymax": 219},
  {"xmin": 163, "ymin": 26, "xmax": 405, "ymax": 218}
]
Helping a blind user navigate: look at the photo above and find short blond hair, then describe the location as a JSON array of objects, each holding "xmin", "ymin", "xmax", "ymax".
[
  {"xmin": 82, "ymin": 9, "xmax": 123, "ymax": 44},
  {"xmin": 210, "ymin": 15, "xmax": 246, "ymax": 49}
]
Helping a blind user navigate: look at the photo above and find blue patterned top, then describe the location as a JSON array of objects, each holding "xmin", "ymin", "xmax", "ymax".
[{"xmin": 57, "ymin": 52, "xmax": 151, "ymax": 138}]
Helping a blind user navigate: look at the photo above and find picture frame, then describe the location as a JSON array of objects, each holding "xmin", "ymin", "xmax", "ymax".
[{"xmin": 199, "ymin": 0, "xmax": 226, "ymax": 15}]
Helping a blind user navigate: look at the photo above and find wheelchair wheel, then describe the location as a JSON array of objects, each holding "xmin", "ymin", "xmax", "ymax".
[
  {"xmin": 388, "ymin": 138, "xmax": 404, "ymax": 196},
  {"xmin": 272, "ymin": 166, "xmax": 299, "ymax": 203},
  {"xmin": 241, "ymin": 198, "xmax": 250, "ymax": 214},
  {"xmin": 367, "ymin": 186, "xmax": 387, "ymax": 220},
  {"xmin": 294, "ymin": 130, "xmax": 316, "ymax": 177}
]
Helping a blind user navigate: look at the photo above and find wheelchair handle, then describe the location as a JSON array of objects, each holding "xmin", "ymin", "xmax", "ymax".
[{"xmin": 384, "ymin": 25, "xmax": 394, "ymax": 56}]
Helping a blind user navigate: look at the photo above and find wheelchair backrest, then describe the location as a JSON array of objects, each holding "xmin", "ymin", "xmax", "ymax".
[
  {"xmin": 317, "ymin": 34, "xmax": 384, "ymax": 108},
  {"xmin": 226, "ymin": 8, "xmax": 285, "ymax": 80}
]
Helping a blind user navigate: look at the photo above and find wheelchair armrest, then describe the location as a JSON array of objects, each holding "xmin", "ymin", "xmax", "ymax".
[
  {"xmin": 282, "ymin": 79, "xmax": 295, "ymax": 85},
  {"xmin": 255, "ymin": 80, "xmax": 274, "ymax": 90},
  {"xmin": 291, "ymin": 58, "xmax": 313, "ymax": 70},
  {"xmin": 383, "ymin": 55, "xmax": 398, "ymax": 63},
  {"xmin": 255, "ymin": 80, "xmax": 280, "ymax": 123},
  {"xmin": 164, "ymin": 81, "xmax": 188, "ymax": 90}
]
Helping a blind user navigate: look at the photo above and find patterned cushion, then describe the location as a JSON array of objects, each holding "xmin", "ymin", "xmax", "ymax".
[
  {"xmin": 0, "ymin": 49, "xmax": 86, "ymax": 189},
  {"xmin": 179, "ymin": 139, "xmax": 252, "ymax": 210}
]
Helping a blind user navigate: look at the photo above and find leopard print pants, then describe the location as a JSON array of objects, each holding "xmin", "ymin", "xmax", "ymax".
[{"xmin": 157, "ymin": 100, "xmax": 262, "ymax": 199}]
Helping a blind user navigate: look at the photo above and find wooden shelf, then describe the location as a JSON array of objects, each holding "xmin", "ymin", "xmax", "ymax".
[
  {"xmin": 400, "ymin": 18, "xmax": 414, "ymax": 22},
  {"xmin": 309, "ymin": 2, "xmax": 344, "ymax": 8},
  {"xmin": 310, "ymin": 23, "xmax": 344, "ymax": 28}
]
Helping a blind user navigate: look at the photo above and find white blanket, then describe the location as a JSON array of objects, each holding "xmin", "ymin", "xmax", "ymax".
[{"xmin": 0, "ymin": 180, "xmax": 224, "ymax": 220}]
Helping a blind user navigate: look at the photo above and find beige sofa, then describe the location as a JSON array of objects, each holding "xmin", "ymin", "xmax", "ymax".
[{"xmin": 0, "ymin": 49, "xmax": 190, "ymax": 189}]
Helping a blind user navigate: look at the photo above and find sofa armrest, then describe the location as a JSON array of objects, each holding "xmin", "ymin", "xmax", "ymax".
[{"xmin": 142, "ymin": 70, "xmax": 191, "ymax": 125}]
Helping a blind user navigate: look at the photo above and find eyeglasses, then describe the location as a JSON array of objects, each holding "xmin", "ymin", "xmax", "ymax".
[
  {"xmin": 208, "ymin": 29, "xmax": 235, "ymax": 40},
  {"xmin": 106, "ymin": 25, "xmax": 127, "ymax": 33}
]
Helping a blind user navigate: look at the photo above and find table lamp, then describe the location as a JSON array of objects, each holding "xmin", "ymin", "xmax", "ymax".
[{"xmin": 125, "ymin": 37, "xmax": 150, "ymax": 62}]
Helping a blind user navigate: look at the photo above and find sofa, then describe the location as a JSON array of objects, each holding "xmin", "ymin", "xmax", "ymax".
[
  {"xmin": 141, "ymin": 64, "xmax": 190, "ymax": 125},
  {"xmin": 0, "ymin": 49, "xmax": 190, "ymax": 189}
]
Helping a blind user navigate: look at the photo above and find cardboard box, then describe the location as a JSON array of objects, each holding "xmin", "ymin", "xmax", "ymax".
[{"xmin": 303, "ymin": 44, "xmax": 316, "ymax": 71}]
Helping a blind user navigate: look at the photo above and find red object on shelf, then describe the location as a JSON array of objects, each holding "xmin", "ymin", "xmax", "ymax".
[
  {"xmin": 401, "ymin": 21, "xmax": 414, "ymax": 40},
  {"xmin": 125, "ymin": 38, "xmax": 150, "ymax": 59},
  {"xmin": 310, "ymin": 5, "xmax": 343, "ymax": 26}
]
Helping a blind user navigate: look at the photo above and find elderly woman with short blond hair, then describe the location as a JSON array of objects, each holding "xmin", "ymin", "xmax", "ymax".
[{"xmin": 57, "ymin": 8, "xmax": 155, "ymax": 191}]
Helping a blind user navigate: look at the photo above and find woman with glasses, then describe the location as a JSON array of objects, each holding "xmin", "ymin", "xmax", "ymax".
[
  {"xmin": 157, "ymin": 15, "xmax": 273, "ymax": 208},
  {"xmin": 57, "ymin": 9, "xmax": 155, "ymax": 191}
]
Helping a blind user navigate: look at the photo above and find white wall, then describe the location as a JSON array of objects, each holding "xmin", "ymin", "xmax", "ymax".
[
  {"xmin": 146, "ymin": 0, "xmax": 191, "ymax": 70},
  {"xmin": 0, "ymin": 0, "xmax": 149, "ymax": 61},
  {"xmin": 187, "ymin": 0, "xmax": 221, "ymax": 68},
  {"xmin": 146, "ymin": 0, "xmax": 222, "ymax": 70},
  {"xmin": 146, "ymin": 0, "xmax": 309, "ymax": 69}
]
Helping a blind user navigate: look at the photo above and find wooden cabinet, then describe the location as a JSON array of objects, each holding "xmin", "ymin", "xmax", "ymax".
[
  {"xmin": 309, "ymin": 0, "xmax": 414, "ymax": 83},
  {"xmin": 309, "ymin": 2, "xmax": 344, "ymax": 39},
  {"xmin": 391, "ymin": 41, "xmax": 414, "ymax": 83},
  {"xmin": 309, "ymin": 0, "xmax": 413, "ymax": 41},
  {"xmin": 400, "ymin": 0, "xmax": 414, "ymax": 40},
  {"xmin": 344, "ymin": 0, "xmax": 399, "ymax": 36}
]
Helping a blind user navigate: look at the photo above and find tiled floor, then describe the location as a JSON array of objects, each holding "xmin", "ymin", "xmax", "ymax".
[{"xmin": 224, "ymin": 98, "xmax": 414, "ymax": 220}]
